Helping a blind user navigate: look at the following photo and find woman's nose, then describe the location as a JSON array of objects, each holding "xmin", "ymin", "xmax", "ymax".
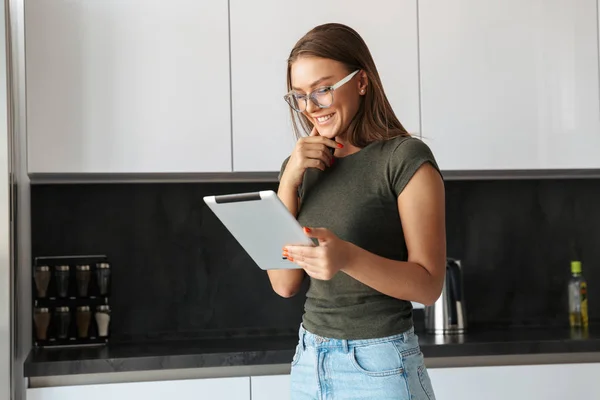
[{"xmin": 305, "ymin": 97, "xmax": 319, "ymax": 113}]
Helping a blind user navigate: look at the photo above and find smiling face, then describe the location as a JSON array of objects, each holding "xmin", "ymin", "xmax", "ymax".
[{"xmin": 289, "ymin": 56, "xmax": 367, "ymax": 140}]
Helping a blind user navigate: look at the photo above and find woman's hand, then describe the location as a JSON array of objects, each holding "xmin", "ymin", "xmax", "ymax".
[
  {"xmin": 279, "ymin": 127, "xmax": 342, "ymax": 190},
  {"xmin": 283, "ymin": 227, "xmax": 354, "ymax": 280}
]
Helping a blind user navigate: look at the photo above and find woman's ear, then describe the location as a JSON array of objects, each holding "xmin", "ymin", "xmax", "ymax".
[{"xmin": 358, "ymin": 70, "xmax": 369, "ymax": 95}]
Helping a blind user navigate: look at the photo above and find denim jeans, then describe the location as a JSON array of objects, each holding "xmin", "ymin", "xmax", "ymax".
[{"xmin": 290, "ymin": 324, "xmax": 436, "ymax": 400}]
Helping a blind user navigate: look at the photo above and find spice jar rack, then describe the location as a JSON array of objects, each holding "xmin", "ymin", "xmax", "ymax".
[{"xmin": 32, "ymin": 255, "xmax": 112, "ymax": 348}]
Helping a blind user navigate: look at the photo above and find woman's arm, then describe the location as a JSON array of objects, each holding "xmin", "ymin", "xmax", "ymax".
[
  {"xmin": 341, "ymin": 162, "xmax": 446, "ymax": 305},
  {"xmin": 265, "ymin": 182, "xmax": 306, "ymax": 298}
]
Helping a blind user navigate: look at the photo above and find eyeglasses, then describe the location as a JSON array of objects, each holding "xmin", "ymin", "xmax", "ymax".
[{"xmin": 284, "ymin": 70, "xmax": 360, "ymax": 112}]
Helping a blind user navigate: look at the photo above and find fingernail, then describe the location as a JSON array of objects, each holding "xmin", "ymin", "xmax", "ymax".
[
  {"xmin": 337, "ymin": 143, "xmax": 344, "ymax": 148},
  {"xmin": 303, "ymin": 227, "xmax": 311, "ymax": 233},
  {"xmin": 288, "ymin": 257, "xmax": 294, "ymax": 262}
]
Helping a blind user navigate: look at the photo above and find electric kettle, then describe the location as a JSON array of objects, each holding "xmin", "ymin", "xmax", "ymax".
[{"xmin": 424, "ymin": 258, "xmax": 467, "ymax": 335}]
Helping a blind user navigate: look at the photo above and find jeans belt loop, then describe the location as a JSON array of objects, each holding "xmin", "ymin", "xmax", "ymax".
[
  {"xmin": 300, "ymin": 328, "xmax": 306, "ymax": 351},
  {"xmin": 403, "ymin": 327, "xmax": 413, "ymax": 343},
  {"xmin": 342, "ymin": 339, "xmax": 349, "ymax": 354},
  {"xmin": 315, "ymin": 336, "xmax": 328, "ymax": 344}
]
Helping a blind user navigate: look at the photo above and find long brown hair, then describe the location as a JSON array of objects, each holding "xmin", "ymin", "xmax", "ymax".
[{"xmin": 286, "ymin": 23, "xmax": 410, "ymax": 147}]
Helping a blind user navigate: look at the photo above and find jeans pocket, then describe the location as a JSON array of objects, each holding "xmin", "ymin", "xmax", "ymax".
[
  {"xmin": 291, "ymin": 344, "xmax": 303, "ymax": 367},
  {"xmin": 349, "ymin": 341, "xmax": 404, "ymax": 377},
  {"xmin": 417, "ymin": 365, "xmax": 435, "ymax": 400}
]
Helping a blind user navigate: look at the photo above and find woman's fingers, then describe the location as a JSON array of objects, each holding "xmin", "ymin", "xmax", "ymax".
[
  {"xmin": 303, "ymin": 149, "xmax": 332, "ymax": 166},
  {"xmin": 283, "ymin": 245, "xmax": 320, "ymax": 261}
]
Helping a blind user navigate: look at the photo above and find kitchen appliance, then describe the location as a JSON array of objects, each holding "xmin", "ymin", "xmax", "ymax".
[{"xmin": 425, "ymin": 258, "xmax": 467, "ymax": 335}]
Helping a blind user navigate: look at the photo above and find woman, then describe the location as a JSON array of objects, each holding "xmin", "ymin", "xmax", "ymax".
[{"xmin": 270, "ymin": 23, "xmax": 445, "ymax": 400}]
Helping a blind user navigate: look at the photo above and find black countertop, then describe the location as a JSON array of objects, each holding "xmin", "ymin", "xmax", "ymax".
[{"xmin": 24, "ymin": 326, "xmax": 600, "ymax": 377}]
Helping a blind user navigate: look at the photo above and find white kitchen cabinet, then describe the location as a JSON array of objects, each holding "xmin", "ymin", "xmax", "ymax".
[
  {"xmin": 251, "ymin": 374, "xmax": 290, "ymax": 400},
  {"xmin": 428, "ymin": 363, "xmax": 600, "ymax": 400},
  {"xmin": 27, "ymin": 377, "xmax": 250, "ymax": 400},
  {"xmin": 419, "ymin": 0, "xmax": 600, "ymax": 171},
  {"xmin": 250, "ymin": 364, "xmax": 600, "ymax": 400},
  {"xmin": 25, "ymin": 0, "xmax": 232, "ymax": 173},
  {"xmin": 229, "ymin": 0, "xmax": 420, "ymax": 172}
]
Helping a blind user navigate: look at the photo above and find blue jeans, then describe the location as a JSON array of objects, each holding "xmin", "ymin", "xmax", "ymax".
[{"xmin": 290, "ymin": 324, "xmax": 436, "ymax": 400}]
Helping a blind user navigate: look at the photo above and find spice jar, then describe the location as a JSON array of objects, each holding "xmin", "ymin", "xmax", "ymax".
[
  {"xmin": 75, "ymin": 265, "xmax": 91, "ymax": 297},
  {"xmin": 33, "ymin": 266, "xmax": 51, "ymax": 298},
  {"xmin": 96, "ymin": 263, "xmax": 111, "ymax": 295},
  {"xmin": 55, "ymin": 265, "xmax": 70, "ymax": 298},
  {"xmin": 33, "ymin": 307, "xmax": 51, "ymax": 340},
  {"xmin": 76, "ymin": 306, "xmax": 91, "ymax": 338},
  {"xmin": 95, "ymin": 305, "xmax": 111, "ymax": 337},
  {"xmin": 55, "ymin": 306, "xmax": 71, "ymax": 339}
]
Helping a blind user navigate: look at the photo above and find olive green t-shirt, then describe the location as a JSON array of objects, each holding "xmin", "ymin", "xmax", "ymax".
[{"xmin": 278, "ymin": 135, "xmax": 441, "ymax": 340}]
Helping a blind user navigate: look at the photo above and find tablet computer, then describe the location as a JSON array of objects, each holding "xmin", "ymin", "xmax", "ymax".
[{"xmin": 203, "ymin": 190, "xmax": 315, "ymax": 270}]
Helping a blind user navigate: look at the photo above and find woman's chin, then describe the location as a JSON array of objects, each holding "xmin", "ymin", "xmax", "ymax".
[{"xmin": 317, "ymin": 126, "xmax": 339, "ymax": 140}]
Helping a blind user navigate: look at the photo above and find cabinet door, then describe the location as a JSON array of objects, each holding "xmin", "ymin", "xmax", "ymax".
[
  {"xmin": 251, "ymin": 374, "xmax": 290, "ymax": 400},
  {"xmin": 419, "ymin": 0, "xmax": 600, "ymax": 171},
  {"xmin": 230, "ymin": 0, "xmax": 420, "ymax": 172},
  {"xmin": 428, "ymin": 363, "xmax": 600, "ymax": 400},
  {"xmin": 27, "ymin": 377, "xmax": 250, "ymax": 400},
  {"xmin": 25, "ymin": 0, "xmax": 232, "ymax": 173}
]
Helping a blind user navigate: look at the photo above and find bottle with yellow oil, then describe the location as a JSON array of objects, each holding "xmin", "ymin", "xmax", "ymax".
[{"xmin": 568, "ymin": 261, "xmax": 588, "ymax": 329}]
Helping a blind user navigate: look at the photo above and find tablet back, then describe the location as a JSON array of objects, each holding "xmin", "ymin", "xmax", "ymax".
[{"xmin": 203, "ymin": 190, "xmax": 313, "ymax": 270}]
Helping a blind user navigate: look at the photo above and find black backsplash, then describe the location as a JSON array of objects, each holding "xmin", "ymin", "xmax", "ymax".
[{"xmin": 31, "ymin": 178, "xmax": 600, "ymax": 342}]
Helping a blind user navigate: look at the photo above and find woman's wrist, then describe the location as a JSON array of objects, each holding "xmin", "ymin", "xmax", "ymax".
[{"xmin": 278, "ymin": 178, "xmax": 299, "ymax": 194}]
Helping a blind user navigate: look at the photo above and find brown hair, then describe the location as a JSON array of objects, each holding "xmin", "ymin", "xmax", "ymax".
[{"xmin": 286, "ymin": 23, "xmax": 410, "ymax": 147}]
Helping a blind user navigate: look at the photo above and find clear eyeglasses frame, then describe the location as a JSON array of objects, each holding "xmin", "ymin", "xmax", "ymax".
[{"xmin": 283, "ymin": 70, "xmax": 360, "ymax": 113}]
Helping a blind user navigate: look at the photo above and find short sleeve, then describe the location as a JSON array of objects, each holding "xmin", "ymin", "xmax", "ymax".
[
  {"xmin": 278, "ymin": 156, "xmax": 306, "ymax": 200},
  {"xmin": 388, "ymin": 137, "xmax": 442, "ymax": 197},
  {"xmin": 278, "ymin": 156, "xmax": 291, "ymax": 182}
]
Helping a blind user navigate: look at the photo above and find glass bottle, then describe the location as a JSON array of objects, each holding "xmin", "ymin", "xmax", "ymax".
[{"xmin": 568, "ymin": 261, "xmax": 588, "ymax": 329}]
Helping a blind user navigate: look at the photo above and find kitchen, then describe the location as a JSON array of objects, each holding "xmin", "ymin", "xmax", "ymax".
[{"xmin": 2, "ymin": 0, "xmax": 600, "ymax": 399}]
